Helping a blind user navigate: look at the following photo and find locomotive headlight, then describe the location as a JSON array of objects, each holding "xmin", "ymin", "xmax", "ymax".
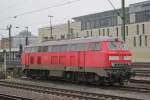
[
  {"xmin": 124, "ymin": 56, "xmax": 131, "ymax": 60},
  {"xmin": 109, "ymin": 56, "xmax": 119, "ymax": 60}
]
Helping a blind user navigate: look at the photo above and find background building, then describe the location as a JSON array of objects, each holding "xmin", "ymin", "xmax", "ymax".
[
  {"xmin": 39, "ymin": 0, "xmax": 150, "ymax": 62},
  {"xmin": 11, "ymin": 30, "xmax": 39, "ymax": 48},
  {"xmin": 0, "ymin": 30, "xmax": 39, "ymax": 68},
  {"xmin": 39, "ymin": 21, "xmax": 81, "ymax": 41},
  {"xmin": 0, "ymin": 38, "xmax": 9, "ymax": 49},
  {"xmin": 73, "ymin": 8, "xmax": 129, "ymax": 31},
  {"xmin": 0, "ymin": 30, "xmax": 39, "ymax": 49}
]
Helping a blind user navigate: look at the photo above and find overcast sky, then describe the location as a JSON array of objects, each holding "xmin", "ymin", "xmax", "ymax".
[{"xmin": 0, "ymin": 0, "xmax": 147, "ymax": 37}]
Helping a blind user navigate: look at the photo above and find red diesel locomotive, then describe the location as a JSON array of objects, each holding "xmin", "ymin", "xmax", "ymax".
[{"xmin": 22, "ymin": 36, "xmax": 134, "ymax": 85}]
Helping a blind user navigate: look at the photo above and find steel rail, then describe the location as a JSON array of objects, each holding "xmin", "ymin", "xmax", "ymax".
[
  {"xmin": 19, "ymin": 78, "xmax": 150, "ymax": 93},
  {"xmin": 0, "ymin": 93, "xmax": 32, "ymax": 100},
  {"xmin": 130, "ymin": 79, "xmax": 150, "ymax": 84},
  {"xmin": 135, "ymin": 74, "xmax": 150, "ymax": 77},
  {"xmin": 0, "ymin": 80, "xmax": 140, "ymax": 100}
]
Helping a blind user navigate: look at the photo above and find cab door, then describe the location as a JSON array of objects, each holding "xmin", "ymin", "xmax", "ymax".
[{"xmin": 78, "ymin": 51, "xmax": 86, "ymax": 72}]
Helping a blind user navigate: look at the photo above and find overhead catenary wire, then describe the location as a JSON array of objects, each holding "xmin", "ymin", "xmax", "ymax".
[
  {"xmin": 8, "ymin": 16, "xmax": 72, "ymax": 28},
  {"xmin": 5, "ymin": 0, "xmax": 26, "ymax": 10},
  {"xmin": 0, "ymin": 0, "xmax": 80, "ymax": 24},
  {"xmin": 12, "ymin": 0, "xmax": 81, "ymax": 18},
  {"xmin": 0, "ymin": 0, "xmax": 26, "ymax": 15},
  {"xmin": 0, "ymin": 16, "xmax": 73, "ymax": 35}
]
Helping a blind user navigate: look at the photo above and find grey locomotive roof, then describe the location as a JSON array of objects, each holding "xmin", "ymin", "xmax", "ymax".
[{"xmin": 26, "ymin": 36, "xmax": 120, "ymax": 48}]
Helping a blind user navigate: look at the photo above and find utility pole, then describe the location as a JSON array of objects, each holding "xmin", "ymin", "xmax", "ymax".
[
  {"xmin": 121, "ymin": 0, "xmax": 126, "ymax": 41},
  {"xmin": 7, "ymin": 25, "xmax": 12, "ymax": 64},
  {"xmin": 68, "ymin": 20, "xmax": 71, "ymax": 39},
  {"xmin": 25, "ymin": 27, "xmax": 29, "ymax": 45},
  {"xmin": 48, "ymin": 15, "xmax": 53, "ymax": 39},
  {"xmin": 3, "ymin": 49, "xmax": 6, "ymax": 78},
  {"xmin": 68, "ymin": 20, "xmax": 71, "ymax": 34}
]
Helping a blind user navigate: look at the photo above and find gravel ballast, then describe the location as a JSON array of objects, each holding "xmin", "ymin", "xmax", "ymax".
[{"xmin": 1, "ymin": 78, "xmax": 150, "ymax": 100}]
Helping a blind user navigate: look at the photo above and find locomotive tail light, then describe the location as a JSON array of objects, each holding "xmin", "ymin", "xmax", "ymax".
[
  {"xmin": 124, "ymin": 56, "xmax": 131, "ymax": 60},
  {"xmin": 109, "ymin": 56, "xmax": 119, "ymax": 60}
]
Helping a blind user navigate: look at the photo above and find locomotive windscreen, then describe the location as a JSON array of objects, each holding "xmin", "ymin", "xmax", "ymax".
[{"xmin": 109, "ymin": 41, "xmax": 128, "ymax": 50}]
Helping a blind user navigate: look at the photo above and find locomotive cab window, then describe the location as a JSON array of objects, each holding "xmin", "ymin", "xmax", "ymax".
[
  {"xmin": 70, "ymin": 44, "xmax": 77, "ymax": 51},
  {"xmin": 25, "ymin": 47, "xmax": 30, "ymax": 52},
  {"xmin": 77, "ymin": 43, "xmax": 88, "ymax": 51},
  {"xmin": 48, "ymin": 46, "xmax": 52, "ymax": 52},
  {"xmin": 50, "ymin": 45, "xmax": 68, "ymax": 52},
  {"xmin": 34, "ymin": 47, "xmax": 38, "ymax": 52},
  {"xmin": 59, "ymin": 45, "xmax": 68, "ymax": 52},
  {"xmin": 52, "ymin": 45, "xmax": 60, "ymax": 52},
  {"xmin": 38, "ymin": 46, "xmax": 43, "ymax": 52},
  {"xmin": 43, "ymin": 46, "xmax": 48, "ymax": 52},
  {"xmin": 109, "ymin": 41, "xmax": 128, "ymax": 50},
  {"xmin": 89, "ymin": 42, "xmax": 101, "ymax": 50},
  {"xmin": 31, "ymin": 47, "xmax": 35, "ymax": 52},
  {"xmin": 69, "ymin": 43, "xmax": 88, "ymax": 51}
]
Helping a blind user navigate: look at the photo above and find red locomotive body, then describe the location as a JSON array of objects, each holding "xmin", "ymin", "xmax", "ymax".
[{"xmin": 22, "ymin": 36, "xmax": 134, "ymax": 85}]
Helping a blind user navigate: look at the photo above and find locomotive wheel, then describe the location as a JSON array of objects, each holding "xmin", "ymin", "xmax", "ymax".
[
  {"xmin": 119, "ymin": 82, "xmax": 124, "ymax": 85},
  {"xmin": 118, "ymin": 79, "xmax": 124, "ymax": 85}
]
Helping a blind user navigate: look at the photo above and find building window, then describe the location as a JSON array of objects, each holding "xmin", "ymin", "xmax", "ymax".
[
  {"xmin": 116, "ymin": 27, "xmax": 118, "ymax": 37},
  {"xmin": 126, "ymin": 26, "xmax": 128, "ymax": 36},
  {"xmin": 93, "ymin": 20, "xmax": 97, "ymax": 28},
  {"xmin": 98, "ymin": 29, "xmax": 101, "ymax": 36},
  {"xmin": 61, "ymin": 35, "xmax": 65, "ymax": 39},
  {"xmin": 76, "ymin": 32, "xmax": 79, "ymax": 38},
  {"xmin": 107, "ymin": 28, "xmax": 109, "ymax": 36},
  {"xmin": 70, "ymin": 28, "xmax": 74, "ymax": 33},
  {"xmin": 96, "ymin": 20, "xmax": 100, "ymax": 28},
  {"xmin": 86, "ymin": 31, "xmax": 89, "ymax": 37},
  {"xmin": 142, "ymin": 24, "xmax": 145, "ymax": 34},
  {"xmin": 136, "ymin": 24, "xmax": 139, "ymax": 35},
  {"xmin": 145, "ymin": 36, "xmax": 147, "ymax": 47},
  {"xmin": 83, "ymin": 22, "xmax": 87, "ymax": 30},
  {"xmin": 134, "ymin": 37, "xmax": 136, "ymax": 47},
  {"xmin": 43, "ymin": 37, "xmax": 48, "ymax": 41},
  {"xmin": 90, "ymin": 30, "xmax": 92, "ymax": 36},
  {"xmin": 103, "ymin": 29, "xmax": 105, "ymax": 36},
  {"xmin": 139, "ymin": 35, "xmax": 142, "ymax": 47},
  {"xmin": 86, "ymin": 21, "xmax": 91, "ymax": 30},
  {"xmin": 135, "ymin": 10, "xmax": 150, "ymax": 23}
]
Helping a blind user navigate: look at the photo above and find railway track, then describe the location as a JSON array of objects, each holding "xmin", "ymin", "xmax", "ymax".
[
  {"xmin": 113, "ymin": 85, "xmax": 150, "ymax": 93},
  {"xmin": 131, "ymin": 63, "xmax": 150, "ymax": 84},
  {"xmin": 0, "ymin": 93, "xmax": 32, "ymax": 100},
  {"xmin": 132, "ymin": 63, "xmax": 150, "ymax": 68},
  {"xmin": 0, "ymin": 80, "xmax": 140, "ymax": 100},
  {"xmin": 21, "ymin": 78, "xmax": 150, "ymax": 93},
  {"xmin": 135, "ymin": 73, "xmax": 150, "ymax": 77},
  {"xmin": 130, "ymin": 79, "xmax": 150, "ymax": 84},
  {"xmin": 3, "ymin": 78, "xmax": 150, "ymax": 94}
]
